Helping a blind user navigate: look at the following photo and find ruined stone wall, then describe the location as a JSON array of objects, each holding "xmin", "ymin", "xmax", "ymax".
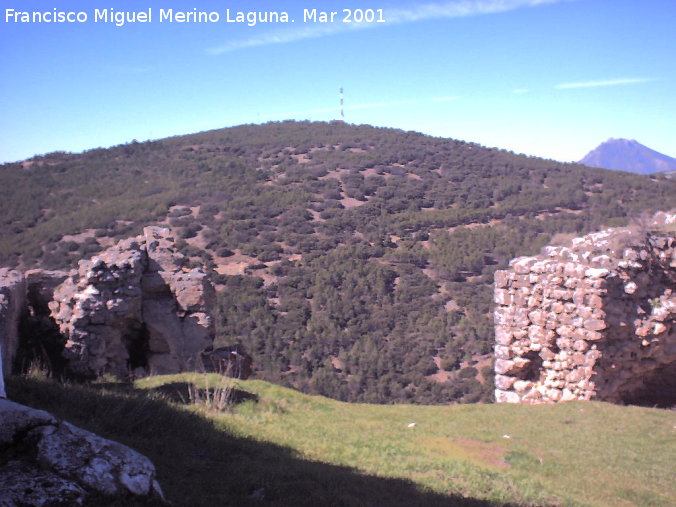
[
  {"xmin": 0, "ymin": 268, "xmax": 26, "ymax": 396},
  {"xmin": 0, "ymin": 227, "xmax": 215, "ymax": 381},
  {"xmin": 50, "ymin": 226, "xmax": 215, "ymax": 377},
  {"xmin": 494, "ymin": 215, "xmax": 675, "ymax": 405}
]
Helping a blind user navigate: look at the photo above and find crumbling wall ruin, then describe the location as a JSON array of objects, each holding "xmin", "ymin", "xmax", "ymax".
[
  {"xmin": 0, "ymin": 268, "xmax": 26, "ymax": 395},
  {"xmin": 494, "ymin": 214, "xmax": 675, "ymax": 405},
  {"xmin": 0, "ymin": 227, "xmax": 215, "ymax": 380}
]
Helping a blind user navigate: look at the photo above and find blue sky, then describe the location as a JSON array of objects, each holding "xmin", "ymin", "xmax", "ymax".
[{"xmin": 1, "ymin": 0, "xmax": 674, "ymax": 163}]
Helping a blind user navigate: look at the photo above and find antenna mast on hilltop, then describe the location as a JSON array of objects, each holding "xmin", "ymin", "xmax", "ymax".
[{"xmin": 339, "ymin": 87, "xmax": 345, "ymax": 122}]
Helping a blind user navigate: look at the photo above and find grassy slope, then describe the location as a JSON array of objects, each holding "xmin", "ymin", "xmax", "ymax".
[{"xmin": 7, "ymin": 374, "xmax": 676, "ymax": 507}]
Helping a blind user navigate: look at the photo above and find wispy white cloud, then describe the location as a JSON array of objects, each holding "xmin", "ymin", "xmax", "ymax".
[
  {"xmin": 555, "ymin": 77, "xmax": 655, "ymax": 89},
  {"xmin": 103, "ymin": 65, "xmax": 154, "ymax": 74},
  {"xmin": 207, "ymin": 0, "xmax": 573, "ymax": 55},
  {"xmin": 431, "ymin": 96, "xmax": 461, "ymax": 102},
  {"xmin": 207, "ymin": 24, "xmax": 362, "ymax": 54},
  {"xmin": 350, "ymin": 99, "xmax": 420, "ymax": 110}
]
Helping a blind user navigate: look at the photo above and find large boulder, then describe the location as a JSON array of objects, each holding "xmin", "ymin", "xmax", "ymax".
[{"xmin": 0, "ymin": 398, "xmax": 163, "ymax": 505}]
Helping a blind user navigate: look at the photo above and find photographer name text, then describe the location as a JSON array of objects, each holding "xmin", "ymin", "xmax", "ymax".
[{"xmin": 4, "ymin": 8, "xmax": 387, "ymax": 27}]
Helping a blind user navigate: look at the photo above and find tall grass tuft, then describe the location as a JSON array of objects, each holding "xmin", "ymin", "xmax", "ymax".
[
  {"xmin": 25, "ymin": 358, "xmax": 52, "ymax": 380},
  {"xmin": 187, "ymin": 374, "xmax": 237, "ymax": 413}
]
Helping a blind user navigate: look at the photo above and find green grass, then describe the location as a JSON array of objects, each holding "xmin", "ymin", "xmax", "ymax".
[{"xmin": 7, "ymin": 374, "xmax": 676, "ymax": 506}]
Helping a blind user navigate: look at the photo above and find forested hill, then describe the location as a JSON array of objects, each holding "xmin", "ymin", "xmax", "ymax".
[{"xmin": 2, "ymin": 121, "xmax": 675, "ymax": 404}]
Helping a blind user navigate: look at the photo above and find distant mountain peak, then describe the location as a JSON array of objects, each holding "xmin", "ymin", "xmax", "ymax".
[{"xmin": 580, "ymin": 139, "xmax": 676, "ymax": 174}]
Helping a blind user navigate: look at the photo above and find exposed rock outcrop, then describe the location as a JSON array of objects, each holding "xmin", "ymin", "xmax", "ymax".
[
  {"xmin": 0, "ymin": 268, "xmax": 26, "ymax": 397},
  {"xmin": 0, "ymin": 226, "xmax": 215, "ymax": 380},
  {"xmin": 49, "ymin": 226, "xmax": 215, "ymax": 378},
  {"xmin": 0, "ymin": 227, "xmax": 220, "ymax": 505},
  {"xmin": 0, "ymin": 398, "xmax": 163, "ymax": 505},
  {"xmin": 494, "ymin": 214, "xmax": 675, "ymax": 405}
]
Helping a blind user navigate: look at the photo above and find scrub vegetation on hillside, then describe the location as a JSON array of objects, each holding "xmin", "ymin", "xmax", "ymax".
[{"xmin": 2, "ymin": 121, "xmax": 674, "ymax": 403}]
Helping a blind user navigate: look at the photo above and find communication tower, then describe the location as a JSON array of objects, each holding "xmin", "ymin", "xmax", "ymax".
[{"xmin": 340, "ymin": 87, "xmax": 345, "ymax": 122}]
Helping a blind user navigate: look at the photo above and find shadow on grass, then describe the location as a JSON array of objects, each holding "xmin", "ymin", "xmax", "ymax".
[
  {"xmin": 7, "ymin": 376, "xmax": 501, "ymax": 507},
  {"xmin": 87, "ymin": 381, "xmax": 259, "ymax": 407},
  {"xmin": 147, "ymin": 382, "xmax": 259, "ymax": 406}
]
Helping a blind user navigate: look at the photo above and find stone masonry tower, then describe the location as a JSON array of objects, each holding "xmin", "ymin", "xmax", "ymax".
[{"xmin": 493, "ymin": 213, "xmax": 675, "ymax": 405}]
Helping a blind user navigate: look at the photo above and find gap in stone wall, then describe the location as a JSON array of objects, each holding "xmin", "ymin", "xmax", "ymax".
[
  {"xmin": 14, "ymin": 284, "xmax": 67, "ymax": 377},
  {"xmin": 619, "ymin": 361, "xmax": 676, "ymax": 408},
  {"xmin": 520, "ymin": 351, "xmax": 543, "ymax": 382},
  {"xmin": 125, "ymin": 323, "xmax": 151, "ymax": 373}
]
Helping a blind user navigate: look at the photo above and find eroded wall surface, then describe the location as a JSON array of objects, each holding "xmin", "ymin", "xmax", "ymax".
[
  {"xmin": 494, "ymin": 216, "xmax": 675, "ymax": 404},
  {"xmin": 0, "ymin": 227, "xmax": 215, "ymax": 380},
  {"xmin": 0, "ymin": 268, "xmax": 26, "ymax": 395}
]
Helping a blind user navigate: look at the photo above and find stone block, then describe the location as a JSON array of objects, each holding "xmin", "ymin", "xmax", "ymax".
[
  {"xmin": 572, "ymin": 340, "xmax": 589, "ymax": 352},
  {"xmin": 560, "ymin": 388, "xmax": 577, "ymax": 402},
  {"xmin": 494, "ymin": 289, "xmax": 512, "ymax": 306},
  {"xmin": 528, "ymin": 325, "xmax": 547, "ymax": 342},
  {"xmin": 547, "ymin": 388, "xmax": 562, "ymax": 402},
  {"xmin": 564, "ymin": 277, "xmax": 578, "ymax": 288},
  {"xmin": 513, "ymin": 380, "xmax": 533, "ymax": 392},
  {"xmin": 585, "ymin": 330, "xmax": 604, "ymax": 341},
  {"xmin": 572, "ymin": 288, "xmax": 586, "ymax": 306},
  {"xmin": 539, "ymin": 347, "xmax": 556, "ymax": 361},
  {"xmin": 495, "ymin": 389, "xmax": 520, "ymax": 403},
  {"xmin": 584, "ymin": 349, "xmax": 602, "ymax": 365},
  {"xmin": 527, "ymin": 296, "xmax": 541, "ymax": 308},
  {"xmin": 556, "ymin": 337, "xmax": 572, "ymax": 350},
  {"xmin": 653, "ymin": 323, "xmax": 667, "ymax": 335},
  {"xmin": 555, "ymin": 325, "xmax": 575, "ymax": 338},
  {"xmin": 494, "ymin": 359, "xmax": 515, "ymax": 375},
  {"xmin": 495, "ymin": 327, "xmax": 513, "ymax": 345},
  {"xmin": 551, "ymin": 302, "xmax": 565, "ymax": 314},
  {"xmin": 495, "ymin": 374, "xmax": 516, "ymax": 390},
  {"xmin": 512, "ymin": 308, "xmax": 530, "ymax": 327},
  {"xmin": 494, "ymin": 345, "xmax": 513, "ymax": 359},
  {"xmin": 565, "ymin": 368, "xmax": 587, "ymax": 383},
  {"xmin": 494, "ymin": 270, "xmax": 510, "ymax": 288},
  {"xmin": 584, "ymin": 319, "xmax": 606, "ymax": 331},
  {"xmin": 528, "ymin": 310, "xmax": 547, "ymax": 326},
  {"xmin": 512, "ymin": 257, "xmax": 536, "ymax": 274},
  {"xmin": 585, "ymin": 267, "xmax": 609, "ymax": 279}
]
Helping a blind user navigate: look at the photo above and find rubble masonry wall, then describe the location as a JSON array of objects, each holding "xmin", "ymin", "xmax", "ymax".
[{"xmin": 494, "ymin": 217, "xmax": 675, "ymax": 404}]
